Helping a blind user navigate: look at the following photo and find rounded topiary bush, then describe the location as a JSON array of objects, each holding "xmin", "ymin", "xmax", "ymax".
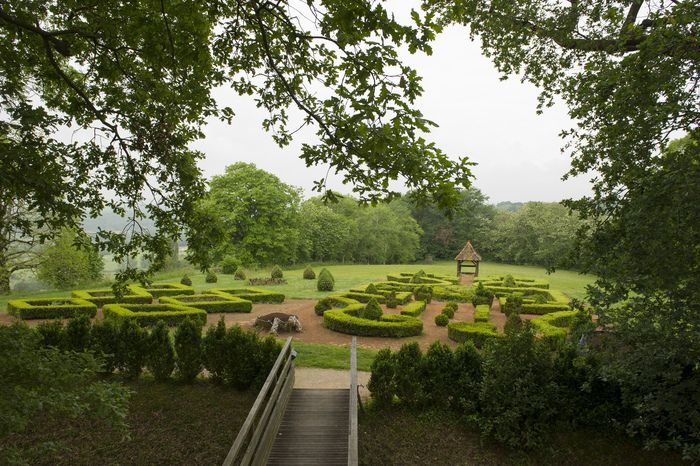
[
  {"xmin": 317, "ymin": 268, "xmax": 335, "ymax": 291},
  {"xmin": 205, "ymin": 271, "xmax": 218, "ymax": 283},
  {"xmin": 365, "ymin": 283, "xmax": 379, "ymax": 294},
  {"xmin": 180, "ymin": 275, "xmax": 192, "ymax": 286},
  {"xmin": 385, "ymin": 291, "xmax": 399, "ymax": 309},
  {"xmin": 271, "ymin": 265, "xmax": 283, "ymax": 279},
  {"xmin": 441, "ymin": 306, "xmax": 455, "ymax": 319},
  {"xmin": 234, "ymin": 267, "xmax": 246, "ymax": 280},
  {"xmin": 303, "ymin": 266, "xmax": 316, "ymax": 280},
  {"xmin": 502, "ymin": 274, "xmax": 516, "ymax": 287},
  {"xmin": 361, "ymin": 298, "xmax": 383, "ymax": 321},
  {"xmin": 435, "ymin": 313, "xmax": 449, "ymax": 326},
  {"xmin": 503, "ymin": 292, "xmax": 524, "ymax": 317}
]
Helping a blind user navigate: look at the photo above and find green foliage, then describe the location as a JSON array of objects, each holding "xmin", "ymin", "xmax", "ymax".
[
  {"xmin": 502, "ymin": 292, "xmax": 524, "ymax": 317},
  {"xmin": 441, "ymin": 303, "xmax": 456, "ymax": 319},
  {"xmin": 8, "ymin": 298, "xmax": 97, "ymax": 320},
  {"xmin": 271, "ymin": 265, "xmax": 284, "ymax": 279},
  {"xmin": 360, "ymin": 298, "xmax": 383, "ymax": 321},
  {"xmin": 448, "ymin": 322, "xmax": 499, "ymax": 348},
  {"xmin": 174, "ymin": 318, "xmax": 202, "ymax": 383},
  {"xmin": 365, "ymin": 283, "xmax": 379, "ymax": 294},
  {"xmin": 64, "ymin": 315, "xmax": 92, "ymax": 352},
  {"xmin": 146, "ymin": 321, "xmax": 175, "ymax": 382},
  {"xmin": 368, "ymin": 348, "xmax": 395, "ymax": 407},
  {"xmin": 71, "ymin": 286, "xmax": 153, "ymax": 308},
  {"xmin": 202, "ymin": 317, "xmax": 228, "ymax": 384},
  {"xmin": 532, "ymin": 294, "xmax": 548, "ymax": 304},
  {"xmin": 205, "ymin": 271, "xmax": 218, "ymax": 283},
  {"xmin": 413, "ymin": 285, "xmax": 433, "ymax": 303},
  {"xmin": 453, "ymin": 342, "xmax": 483, "ymax": 413},
  {"xmin": 210, "ymin": 287, "xmax": 285, "ymax": 304},
  {"xmin": 103, "ymin": 303, "xmax": 207, "ymax": 327},
  {"xmin": 36, "ymin": 228, "xmax": 104, "ymax": 289},
  {"xmin": 234, "ymin": 267, "xmax": 247, "ymax": 280},
  {"xmin": 478, "ymin": 325, "xmax": 556, "ymax": 449},
  {"xmin": 302, "ymin": 266, "xmax": 315, "ymax": 280},
  {"xmin": 323, "ymin": 307, "xmax": 423, "ymax": 338},
  {"xmin": 434, "ymin": 313, "xmax": 449, "ymax": 326},
  {"xmin": 472, "ymin": 281, "xmax": 494, "ymax": 306},
  {"xmin": 502, "ymin": 274, "xmax": 516, "ymax": 287},
  {"xmin": 220, "ymin": 325, "xmax": 266, "ymax": 390},
  {"xmin": 0, "ymin": 324, "xmax": 129, "ymax": 464},
  {"xmin": 180, "ymin": 275, "xmax": 193, "ymax": 286},
  {"xmin": 221, "ymin": 255, "xmax": 241, "ymax": 275},
  {"xmin": 393, "ymin": 343, "xmax": 423, "ymax": 407},
  {"xmin": 317, "ymin": 268, "xmax": 335, "ymax": 291},
  {"xmin": 36, "ymin": 320, "xmax": 64, "ymax": 349},
  {"xmin": 385, "ymin": 291, "xmax": 399, "ymax": 308},
  {"xmin": 473, "ymin": 304, "xmax": 489, "ymax": 322},
  {"xmin": 117, "ymin": 319, "xmax": 147, "ymax": 380},
  {"xmin": 421, "ymin": 342, "xmax": 455, "ymax": 409},
  {"xmin": 400, "ymin": 300, "xmax": 426, "ymax": 317},
  {"xmin": 90, "ymin": 319, "xmax": 120, "ymax": 373},
  {"xmin": 160, "ymin": 294, "xmax": 252, "ymax": 314}
]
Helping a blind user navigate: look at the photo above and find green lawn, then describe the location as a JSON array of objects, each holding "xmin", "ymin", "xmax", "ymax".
[
  {"xmin": 291, "ymin": 340, "xmax": 378, "ymax": 372},
  {"xmin": 1, "ymin": 261, "xmax": 595, "ymax": 313}
]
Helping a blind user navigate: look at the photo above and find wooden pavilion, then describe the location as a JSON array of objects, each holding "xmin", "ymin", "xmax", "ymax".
[{"xmin": 455, "ymin": 240, "xmax": 481, "ymax": 277}]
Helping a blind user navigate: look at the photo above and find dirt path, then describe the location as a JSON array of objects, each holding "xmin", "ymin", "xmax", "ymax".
[{"xmin": 294, "ymin": 367, "xmax": 371, "ymax": 401}]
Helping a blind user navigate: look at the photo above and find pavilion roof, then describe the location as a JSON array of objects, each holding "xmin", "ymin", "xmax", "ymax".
[{"xmin": 455, "ymin": 240, "xmax": 481, "ymax": 261}]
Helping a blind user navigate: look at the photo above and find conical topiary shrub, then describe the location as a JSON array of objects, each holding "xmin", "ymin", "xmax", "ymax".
[
  {"xmin": 360, "ymin": 298, "xmax": 382, "ymax": 320},
  {"xmin": 303, "ymin": 266, "xmax": 316, "ymax": 280},
  {"xmin": 365, "ymin": 283, "xmax": 379, "ymax": 294},
  {"xmin": 180, "ymin": 275, "xmax": 192, "ymax": 286},
  {"xmin": 317, "ymin": 268, "xmax": 335, "ymax": 291},
  {"xmin": 233, "ymin": 267, "xmax": 246, "ymax": 280},
  {"xmin": 205, "ymin": 271, "xmax": 218, "ymax": 283},
  {"xmin": 271, "ymin": 265, "xmax": 283, "ymax": 279}
]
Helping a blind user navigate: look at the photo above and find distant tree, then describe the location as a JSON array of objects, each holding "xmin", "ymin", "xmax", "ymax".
[
  {"xmin": 205, "ymin": 163, "xmax": 301, "ymax": 267},
  {"xmin": 297, "ymin": 200, "xmax": 355, "ymax": 263},
  {"xmin": 0, "ymin": 198, "xmax": 45, "ymax": 294},
  {"xmin": 36, "ymin": 228, "xmax": 104, "ymax": 289}
]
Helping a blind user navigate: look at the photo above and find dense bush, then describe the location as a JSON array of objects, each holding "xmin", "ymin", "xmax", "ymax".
[
  {"xmin": 248, "ymin": 277, "xmax": 287, "ymax": 286},
  {"xmin": 64, "ymin": 315, "xmax": 92, "ymax": 352},
  {"xmin": 314, "ymin": 295, "xmax": 358, "ymax": 316},
  {"xmin": 400, "ymin": 300, "xmax": 426, "ymax": 317},
  {"xmin": 441, "ymin": 302, "xmax": 456, "ymax": 319},
  {"xmin": 367, "ymin": 348, "xmax": 395, "ymax": 407},
  {"xmin": 211, "ymin": 287, "xmax": 285, "ymax": 303},
  {"xmin": 174, "ymin": 318, "xmax": 202, "ymax": 382},
  {"xmin": 221, "ymin": 255, "xmax": 241, "ymax": 274},
  {"xmin": 140, "ymin": 283, "xmax": 195, "ymax": 299},
  {"xmin": 323, "ymin": 307, "xmax": 423, "ymax": 337},
  {"xmin": 72, "ymin": 286, "xmax": 153, "ymax": 308},
  {"xmin": 202, "ymin": 317, "xmax": 227, "ymax": 383},
  {"xmin": 36, "ymin": 320, "xmax": 64, "ymax": 349},
  {"xmin": 35, "ymin": 228, "xmax": 104, "ymax": 289},
  {"xmin": 360, "ymin": 298, "xmax": 383, "ymax": 320},
  {"xmin": 317, "ymin": 268, "xmax": 335, "ymax": 291},
  {"xmin": 161, "ymin": 294, "xmax": 252, "ymax": 313},
  {"xmin": 502, "ymin": 274, "xmax": 516, "ymax": 287},
  {"xmin": 180, "ymin": 275, "xmax": 192, "ymax": 286},
  {"xmin": 234, "ymin": 267, "xmax": 247, "ymax": 280},
  {"xmin": 421, "ymin": 342, "xmax": 455, "ymax": 409},
  {"xmin": 146, "ymin": 321, "xmax": 175, "ymax": 381},
  {"xmin": 271, "ymin": 265, "xmax": 284, "ymax": 279},
  {"xmin": 502, "ymin": 292, "xmax": 523, "ymax": 317},
  {"xmin": 448, "ymin": 322, "xmax": 499, "ymax": 348},
  {"xmin": 8, "ymin": 298, "xmax": 98, "ymax": 320},
  {"xmin": 413, "ymin": 285, "xmax": 433, "ymax": 303},
  {"xmin": 393, "ymin": 343, "xmax": 423, "ymax": 407},
  {"xmin": 117, "ymin": 319, "xmax": 147, "ymax": 379},
  {"xmin": 385, "ymin": 291, "xmax": 399, "ymax": 308},
  {"xmin": 103, "ymin": 303, "xmax": 207, "ymax": 327},
  {"xmin": 90, "ymin": 319, "xmax": 120, "ymax": 373},
  {"xmin": 474, "ymin": 304, "xmax": 489, "ymax": 322},
  {"xmin": 205, "ymin": 271, "xmax": 218, "ymax": 283},
  {"xmin": 303, "ymin": 266, "xmax": 315, "ymax": 279},
  {"xmin": 435, "ymin": 313, "xmax": 449, "ymax": 326},
  {"xmin": 365, "ymin": 283, "xmax": 379, "ymax": 294},
  {"xmin": 219, "ymin": 324, "xmax": 281, "ymax": 390},
  {"xmin": 453, "ymin": 342, "xmax": 483, "ymax": 413}
]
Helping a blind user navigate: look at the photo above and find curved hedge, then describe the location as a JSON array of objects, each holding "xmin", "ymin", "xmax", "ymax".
[
  {"xmin": 448, "ymin": 322, "xmax": 500, "ymax": 348},
  {"xmin": 7, "ymin": 298, "xmax": 97, "ymax": 320},
  {"xmin": 160, "ymin": 294, "xmax": 252, "ymax": 313},
  {"xmin": 71, "ymin": 286, "xmax": 153, "ymax": 307},
  {"xmin": 314, "ymin": 295, "xmax": 358, "ymax": 316},
  {"xmin": 210, "ymin": 287, "xmax": 284, "ymax": 304},
  {"xmin": 400, "ymin": 300, "xmax": 426, "ymax": 317},
  {"xmin": 530, "ymin": 310, "xmax": 578, "ymax": 346},
  {"xmin": 103, "ymin": 303, "xmax": 207, "ymax": 327},
  {"xmin": 323, "ymin": 307, "xmax": 423, "ymax": 337}
]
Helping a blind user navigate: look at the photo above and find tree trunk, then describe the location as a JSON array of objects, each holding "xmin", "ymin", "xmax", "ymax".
[{"xmin": 0, "ymin": 264, "xmax": 10, "ymax": 294}]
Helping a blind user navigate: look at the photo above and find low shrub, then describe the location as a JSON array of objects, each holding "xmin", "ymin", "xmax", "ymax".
[
  {"xmin": 433, "ymin": 286, "xmax": 474, "ymax": 303},
  {"xmin": 365, "ymin": 283, "xmax": 379, "ymax": 294},
  {"xmin": 7, "ymin": 298, "xmax": 98, "ymax": 320},
  {"xmin": 202, "ymin": 317, "xmax": 228, "ymax": 383},
  {"xmin": 271, "ymin": 265, "xmax": 284, "ymax": 279},
  {"xmin": 502, "ymin": 274, "xmax": 516, "ymax": 287},
  {"xmin": 160, "ymin": 294, "xmax": 252, "ymax": 313},
  {"xmin": 205, "ymin": 271, "xmax": 218, "ymax": 283},
  {"xmin": 368, "ymin": 348, "xmax": 395, "ymax": 407},
  {"xmin": 117, "ymin": 319, "xmax": 147, "ymax": 379},
  {"xmin": 210, "ymin": 287, "xmax": 285, "ymax": 304},
  {"xmin": 71, "ymin": 286, "xmax": 153, "ymax": 308},
  {"xmin": 502, "ymin": 292, "xmax": 524, "ymax": 317},
  {"xmin": 385, "ymin": 291, "xmax": 399, "ymax": 309},
  {"xmin": 139, "ymin": 283, "xmax": 194, "ymax": 298},
  {"xmin": 400, "ymin": 300, "xmax": 426, "ymax": 317},
  {"xmin": 221, "ymin": 255, "xmax": 241, "ymax": 275},
  {"xmin": 90, "ymin": 319, "xmax": 120, "ymax": 373},
  {"xmin": 234, "ymin": 267, "xmax": 246, "ymax": 280},
  {"xmin": 474, "ymin": 304, "xmax": 490, "ymax": 322},
  {"xmin": 530, "ymin": 310, "xmax": 577, "ymax": 347},
  {"xmin": 453, "ymin": 341, "xmax": 483, "ymax": 413},
  {"xmin": 36, "ymin": 320, "xmax": 64, "ymax": 349},
  {"xmin": 314, "ymin": 295, "xmax": 358, "ymax": 316},
  {"xmin": 174, "ymin": 318, "xmax": 202, "ymax": 382},
  {"xmin": 303, "ymin": 266, "xmax": 315, "ymax": 280},
  {"xmin": 323, "ymin": 307, "xmax": 423, "ymax": 338},
  {"xmin": 435, "ymin": 314, "xmax": 449, "ymax": 326},
  {"xmin": 442, "ymin": 303, "xmax": 457, "ymax": 319},
  {"xmin": 448, "ymin": 322, "xmax": 500, "ymax": 348},
  {"xmin": 360, "ymin": 298, "xmax": 383, "ymax": 320},
  {"xmin": 64, "ymin": 315, "xmax": 92, "ymax": 352},
  {"xmin": 146, "ymin": 320, "xmax": 175, "ymax": 381},
  {"xmin": 521, "ymin": 303, "xmax": 571, "ymax": 315},
  {"xmin": 248, "ymin": 277, "xmax": 288, "ymax": 286},
  {"xmin": 414, "ymin": 285, "xmax": 433, "ymax": 303},
  {"xmin": 103, "ymin": 303, "xmax": 207, "ymax": 327},
  {"xmin": 180, "ymin": 275, "xmax": 192, "ymax": 286},
  {"xmin": 317, "ymin": 268, "xmax": 335, "ymax": 291},
  {"xmin": 394, "ymin": 342, "xmax": 423, "ymax": 406},
  {"xmin": 472, "ymin": 281, "xmax": 495, "ymax": 305},
  {"xmin": 421, "ymin": 341, "xmax": 455, "ymax": 409}
]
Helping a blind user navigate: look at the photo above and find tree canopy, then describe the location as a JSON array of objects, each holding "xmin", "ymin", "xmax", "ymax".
[{"xmin": 0, "ymin": 0, "xmax": 473, "ymax": 283}]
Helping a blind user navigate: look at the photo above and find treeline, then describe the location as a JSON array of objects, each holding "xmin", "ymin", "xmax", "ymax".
[{"xmin": 198, "ymin": 163, "xmax": 584, "ymax": 269}]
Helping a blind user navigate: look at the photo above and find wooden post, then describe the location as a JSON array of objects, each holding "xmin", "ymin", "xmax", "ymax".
[
  {"xmin": 475, "ymin": 261, "xmax": 480, "ymax": 277},
  {"xmin": 348, "ymin": 337, "xmax": 359, "ymax": 466},
  {"xmin": 456, "ymin": 260, "xmax": 461, "ymax": 276}
]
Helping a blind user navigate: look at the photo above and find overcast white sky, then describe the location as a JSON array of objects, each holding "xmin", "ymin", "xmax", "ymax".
[{"xmin": 192, "ymin": 11, "xmax": 593, "ymax": 204}]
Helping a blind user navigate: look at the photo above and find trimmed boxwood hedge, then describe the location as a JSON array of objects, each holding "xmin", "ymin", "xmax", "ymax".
[
  {"xmin": 448, "ymin": 322, "xmax": 500, "ymax": 348},
  {"xmin": 387, "ymin": 272, "xmax": 459, "ymax": 285},
  {"xmin": 521, "ymin": 303, "xmax": 571, "ymax": 315},
  {"xmin": 400, "ymin": 300, "xmax": 426, "ymax": 317},
  {"xmin": 336, "ymin": 291, "xmax": 386, "ymax": 304},
  {"xmin": 350, "ymin": 286, "xmax": 413, "ymax": 304},
  {"xmin": 323, "ymin": 307, "xmax": 423, "ymax": 338},
  {"xmin": 71, "ymin": 286, "xmax": 153, "ymax": 307},
  {"xmin": 160, "ymin": 294, "xmax": 252, "ymax": 313},
  {"xmin": 475, "ymin": 275, "xmax": 550, "ymax": 289},
  {"xmin": 314, "ymin": 295, "xmax": 359, "ymax": 316},
  {"xmin": 210, "ymin": 287, "xmax": 285, "ymax": 304},
  {"xmin": 474, "ymin": 304, "xmax": 490, "ymax": 322},
  {"xmin": 103, "ymin": 303, "xmax": 207, "ymax": 327},
  {"xmin": 137, "ymin": 283, "xmax": 195, "ymax": 299},
  {"xmin": 7, "ymin": 298, "xmax": 97, "ymax": 320},
  {"xmin": 530, "ymin": 310, "xmax": 578, "ymax": 346}
]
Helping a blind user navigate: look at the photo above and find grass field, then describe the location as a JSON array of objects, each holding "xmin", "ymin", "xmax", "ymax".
[
  {"xmin": 292, "ymin": 341, "xmax": 378, "ymax": 372},
  {"xmin": 0, "ymin": 261, "xmax": 595, "ymax": 313}
]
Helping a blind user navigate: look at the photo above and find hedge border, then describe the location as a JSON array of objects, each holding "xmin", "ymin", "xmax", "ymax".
[
  {"xmin": 400, "ymin": 300, "xmax": 426, "ymax": 317},
  {"xmin": 135, "ymin": 283, "xmax": 195, "ymax": 298},
  {"xmin": 71, "ymin": 286, "xmax": 153, "ymax": 307},
  {"xmin": 323, "ymin": 307, "xmax": 423, "ymax": 338},
  {"xmin": 160, "ymin": 294, "xmax": 252, "ymax": 313},
  {"xmin": 7, "ymin": 298, "xmax": 98, "ymax": 320},
  {"xmin": 447, "ymin": 321, "xmax": 500, "ymax": 348},
  {"xmin": 210, "ymin": 287, "xmax": 285, "ymax": 304},
  {"xmin": 103, "ymin": 303, "xmax": 207, "ymax": 326},
  {"xmin": 474, "ymin": 304, "xmax": 490, "ymax": 322},
  {"xmin": 530, "ymin": 310, "xmax": 578, "ymax": 345}
]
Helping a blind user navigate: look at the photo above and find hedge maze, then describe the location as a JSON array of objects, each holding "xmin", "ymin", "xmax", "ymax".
[
  {"xmin": 71, "ymin": 286, "xmax": 153, "ymax": 307},
  {"xmin": 136, "ymin": 283, "xmax": 195, "ymax": 298},
  {"xmin": 210, "ymin": 287, "xmax": 285, "ymax": 304},
  {"xmin": 103, "ymin": 303, "xmax": 207, "ymax": 327},
  {"xmin": 160, "ymin": 294, "xmax": 252, "ymax": 313},
  {"xmin": 8, "ymin": 298, "xmax": 97, "ymax": 320}
]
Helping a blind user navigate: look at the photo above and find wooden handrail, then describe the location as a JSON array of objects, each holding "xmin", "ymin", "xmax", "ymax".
[
  {"xmin": 222, "ymin": 336, "xmax": 294, "ymax": 466},
  {"xmin": 348, "ymin": 336, "xmax": 358, "ymax": 466}
]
